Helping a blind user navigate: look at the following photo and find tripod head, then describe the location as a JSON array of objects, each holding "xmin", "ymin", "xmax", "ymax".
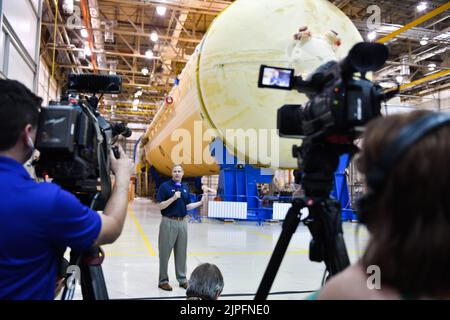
[{"xmin": 292, "ymin": 135, "xmax": 359, "ymax": 197}]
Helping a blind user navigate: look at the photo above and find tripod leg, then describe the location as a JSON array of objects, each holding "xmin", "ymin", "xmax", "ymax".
[
  {"xmin": 255, "ymin": 202, "xmax": 303, "ymax": 300},
  {"xmin": 323, "ymin": 216, "xmax": 350, "ymax": 276},
  {"xmin": 80, "ymin": 247, "xmax": 109, "ymax": 300},
  {"xmin": 80, "ymin": 264, "xmax": 109, "ymax": 300},
  {"xmin": 78, "ymin": 195, "xmax": 109, "ymax": 300},
  {"xmin": 306, "ymin": 199, "xmax": 350, "ymax": 277}
]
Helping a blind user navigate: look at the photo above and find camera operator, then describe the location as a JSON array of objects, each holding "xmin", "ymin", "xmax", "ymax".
[
  {"xmin": 314, "ymin": 110, "xmax": 450, "ymax": 300},
  {"xmin": 0, "ymin": 79, "xmax": 133, "ymax": 300}
]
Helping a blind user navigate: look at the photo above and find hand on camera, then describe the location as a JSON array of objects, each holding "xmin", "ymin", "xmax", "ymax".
[{"xmin": 110, "ymin": 145, "xmax": 134, "ymax": 181}]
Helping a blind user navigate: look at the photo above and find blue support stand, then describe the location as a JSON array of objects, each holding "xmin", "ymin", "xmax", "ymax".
[
  {"xmin": 217, "ymin": 165, "xmax": 273, "ymax": 223},
  {"xmin": 332, "ymin": 154, "xmax": 357, "ymax": 221},
  {"xmin": 210, "ymin": 138, "xmax": 356, "ymax": 223},
  {"xmin": 149, "ymin": 140, "xmax": 356, "ymax": 224},
  {"xmin": 210, "ymin": 139, "xmax": 273, "ymax": 224},
  {"xmin": 149, "ymin": 165, "xmax": 165, "ymax": 189}
]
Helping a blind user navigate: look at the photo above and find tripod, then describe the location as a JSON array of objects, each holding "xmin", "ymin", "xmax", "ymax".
[
  {"xmin": 255, "ymin": 137, "xmax": 356, "ymax": 300},
  {"xmin": 61, "ymin": 193, "xmax": 109, "ymax": 300}
]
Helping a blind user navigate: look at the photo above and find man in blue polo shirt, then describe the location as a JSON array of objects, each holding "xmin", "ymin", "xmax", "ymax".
[
  {"xmin": 157, "ymin": 165, "xmax": 206, "ymax": 291},
  {"xmin": 0, "ymin": 79, "xmax": 134, "ymax": 299}
]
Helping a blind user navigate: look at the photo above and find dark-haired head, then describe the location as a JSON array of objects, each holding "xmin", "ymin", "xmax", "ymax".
[
  {"xmin": 0, "ymin": 79, "xmax": 42, "ymax": 161},
  {"xmin": 358, "ymin": 110, "xmax": 450, "ymax": 298}
]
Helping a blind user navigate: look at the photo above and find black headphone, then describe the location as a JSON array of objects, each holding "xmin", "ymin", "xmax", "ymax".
[{"xmin": 357, "ymin": 112, "xmax": 450, "ymax": 225}]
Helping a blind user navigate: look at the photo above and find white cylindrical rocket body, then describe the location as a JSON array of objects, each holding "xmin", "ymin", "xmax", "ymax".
[{"xmin": 143, "ymin": 0, "xmax": 363, "ymax": 177}]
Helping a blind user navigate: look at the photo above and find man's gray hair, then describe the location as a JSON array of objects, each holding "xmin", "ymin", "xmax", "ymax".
[{"xmin": 186, "ymin": 263, "xmax": 224, "ymax": 300}]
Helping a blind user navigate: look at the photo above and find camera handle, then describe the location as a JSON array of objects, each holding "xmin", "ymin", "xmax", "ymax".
[
  {"xmin": 255, "ymin": 138, "xmax": 352, "ymax": 300},
  {"xmin": 61, "ymin": 193, "xmax": 109, "ymax": 300}
]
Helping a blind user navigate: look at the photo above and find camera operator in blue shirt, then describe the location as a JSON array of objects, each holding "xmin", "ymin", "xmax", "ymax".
[{"xmin": 0, "ymin": 79, "xmax": 134, "ymax": 300}]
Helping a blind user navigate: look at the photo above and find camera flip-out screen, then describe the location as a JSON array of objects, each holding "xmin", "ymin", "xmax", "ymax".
[{"xmin": 258, "ymin": 65, "xmax": 294, "ymax": 90}]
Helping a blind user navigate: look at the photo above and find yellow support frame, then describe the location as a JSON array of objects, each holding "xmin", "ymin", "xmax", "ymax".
[
  {"xmin": 375, "ymin": 2, "xmax": 450, "ymax": 91},
  {"xmin": 400, "ymin": 69, "xmax": 450, "ymax": 91},
  {"xmin": 377, "ymin": 2, "xmax": 450, "ymax": 44}
]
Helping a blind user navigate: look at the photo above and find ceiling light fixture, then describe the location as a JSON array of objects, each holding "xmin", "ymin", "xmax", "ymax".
[
  {"xmin": 145, "ymin": 49, "xmax": 154, "ymax": 59},
  {"xmin": 84, "ymin": 45, "xmax": 91, "ymax": 57},
  {"xmin": 141, "ymin": 67, "xmax": 149, "ymax": 75},
  {"xmin": 156, "ymin": 6, "xmax": 167, "ymax": 16},
  {"xmin": 150, "ymin": 32, "xmax": 159, "ymax": 42},
  {"xmin": 62, "ymin": 0, "xmax": 74, "ymax": 14},
  {"xmin": 420, "ymin": 36, "xmax": 429, "ymax": 46},
  {"xmin": 417, "ymin": 2, "xmax": 428, "ymax": 12},
  {"xmin": 367, "ymin": 31, "xmax": 377, "ymax": 41},
  {"xmin": 133, "ymin": 99, "xmax": 140, "ymax": 110},
  {"xmin": 80, "ymin": 28, "xmax": 88, "ymax": 38}
]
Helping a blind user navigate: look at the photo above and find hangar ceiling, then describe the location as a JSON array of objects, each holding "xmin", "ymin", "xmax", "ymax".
[{"xmin": 40, "ymin": 0, "xmax": 450, "ymax": 128}]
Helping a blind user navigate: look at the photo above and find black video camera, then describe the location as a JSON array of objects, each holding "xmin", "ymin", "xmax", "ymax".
[
  {"xmin": 254, "ymin": 44, "xmax": 400, "ymax": 298},
  {"xmin": 258, "ymin": 42, "xmax": 398, "ymax": 141},
  {"xmin": 34, "ymin": 74, "xmax": 131, "ymax": 210}
]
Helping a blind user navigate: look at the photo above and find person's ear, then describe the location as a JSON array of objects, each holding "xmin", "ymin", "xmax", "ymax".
[{"xmin": 22, "ymin": 124, "xmax": 35, "ymax": 148}]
